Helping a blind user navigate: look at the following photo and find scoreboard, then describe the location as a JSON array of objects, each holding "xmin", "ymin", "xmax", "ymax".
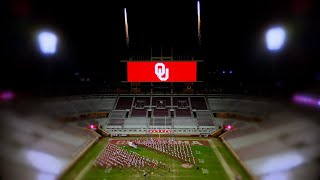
[{"xmin": 127, "ymin": 61, "xmax": 197, "ymax": 82}]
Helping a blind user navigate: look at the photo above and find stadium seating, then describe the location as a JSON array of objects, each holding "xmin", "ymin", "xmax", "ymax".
[
  {"xmin": 197, "ymin": 111, "xmax": 214, "ymax": 126},
  {"xmin": 134, "ymin": 97, "xmax": 150, "ymax": 107},
  {"xmin": 115, "ymin": 97, "xmax": 133, "ymax": 110},
  {"xmin": 131, "ymin": 108, "xmax": 147, "ymax": 117},
  {"xmin": 95, "ymin": 98, "xmax": 117, "ymax": 111},
  {"xmin": 108, "ymin": 111, "xmax": 126, "ymax": 126},
  {"xmin": 221, "ymin": 111, "xmax": 320, "ymax": 180},
  {"xmin": 153, "ymin": 108, "xmax": 169, "ymax": 117},
  {"xmin": 174, "ymin": 117, "xmax": 197, "ymax": 127},
  {"xmin": 108, "ymin": 119, "xmax": 125, "ymax": 126},
  {"xmin": 124, "ymin": 117, "xmax": 147, "ymax": 127},
  {"xmin": 190, "ymin": 97, "xmax": 207, "ymax": 110},
  {"xmin": 152, "ymin": 97, "xmax": 171, "ymax": 106},
  {"xmin": 1, "ymin": 111, "xmax": 99, "ymax": 180},
  {"xmin": 173, "ymin": 97, "xmax": 189, "ymax": 107},
  {"xmin": 149, "ymin": 117, "xmax": 172, "ymax": 126},
  {"xmin": 175, "ymin": 108, "xmax": 191, "ymax": 117}
]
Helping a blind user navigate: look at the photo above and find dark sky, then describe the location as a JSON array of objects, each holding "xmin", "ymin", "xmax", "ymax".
[{"xmin": 2, "ymin": 0, "xmax": 320, "ymax": 93}]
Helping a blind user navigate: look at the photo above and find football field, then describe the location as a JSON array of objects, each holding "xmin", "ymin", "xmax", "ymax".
[{"xmin": 62, "ymin": 137, "xmax": 251, "ymax": 180}]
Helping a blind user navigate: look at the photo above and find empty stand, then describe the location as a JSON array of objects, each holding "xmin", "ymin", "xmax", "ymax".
[
  {"xmin": 174, "ymin": 117, "xmax": 197, "ymax": 127},
  {"xmin": 108, "ymin": 110, "xmax": 126, "ymax": 126},
  {"xmin": 149, "ymin": 117, "xmax": 172, "ymax": 126},
  {"xmin": 152, "ymin": 97, "xmax": 171, "ymax": 107},
  {"xmin": 115, "ymin": 97, "xmax": 133, "ymax": 110},
  {"xmin": 131, "ymin": 108, "xmax": 147, "ymax": 117},
  {"xmin": 153, "ymin": 108, "xmax": 169, "ymax": 117},
  {"xmin": 173, "ymin": 97, "xmax": 189, "ymax": 107},
  {"xmin": 197, "ymin": 111, "xmax": 214, "ymax": 126},
  {"xmin": 190, "ymin": 97, "xmax": 207, "ymax": 110},
  {"xmin": 108, "ymin": 119, "xmax": 125, "ymax": 126},
  {"xmin": 175, "ymin": 108, "xmax": 191, "ymax": 117},
  {"xmin": 124, "ymin": 117, "xmax": 147, "ymax": 127},
  {"xmin": 134, "ymin": 97, "xmax": 150, "ymax": 107}
]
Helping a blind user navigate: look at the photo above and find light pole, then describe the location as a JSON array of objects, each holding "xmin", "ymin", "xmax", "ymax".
[
  {"xmin": 265, "ymin": 26, "xmax": 286, "ymax": 52},
  {"xmin": 265, "ymin": 25, "xmax": 287, "ymax": 94},
  {"xmin": 37, "ymin": 30, "xmax": 59, "ymax": 95},
  {"xmin": 37, "ymin": 31, "xmax": 58, "ymax": 55}
]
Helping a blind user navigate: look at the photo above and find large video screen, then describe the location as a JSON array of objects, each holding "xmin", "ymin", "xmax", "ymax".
[{"xmin": 127, "ymin": 61, "xmax": 197, "ymax": 82}]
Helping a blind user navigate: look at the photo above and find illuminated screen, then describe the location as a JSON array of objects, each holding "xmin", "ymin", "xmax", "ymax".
[{"xmin": 127, "ymin": 61, "xmax": 197, "ymax": 82}]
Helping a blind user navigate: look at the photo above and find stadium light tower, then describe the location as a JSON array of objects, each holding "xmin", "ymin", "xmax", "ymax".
[
  {"xmin": 37, "ymin": 30, "xmax": 58, "ymax": 55},
  {"xmin": 36, "ymin": 29, "xmax": 59, "ymax": 95},
  {"xmin": 264, "ymin": 25, "xmax": 287, "ymax": 92},
  {"xmin": 265, "ymin": 26, "xmax": 286, "ymax": 52}
]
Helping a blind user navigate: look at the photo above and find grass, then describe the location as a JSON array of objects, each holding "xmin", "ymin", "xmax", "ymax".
[
  {"xmin": 62, "ymin": 138, "xmax": 252, "ymax": 180},
  {"xmin": 212, "ymin": 138, "xmax": 251, "ymax": 180},
  {"xmin": 61, "ymin": 137, "xmax": 109, "ymax": 180}
]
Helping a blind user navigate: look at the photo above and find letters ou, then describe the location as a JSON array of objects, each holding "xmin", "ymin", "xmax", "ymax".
[{"xmin": 155, "ymin": 63, "xmax": 169, "ymax": 81}]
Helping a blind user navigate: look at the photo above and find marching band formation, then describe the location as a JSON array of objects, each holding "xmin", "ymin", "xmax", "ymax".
[
  {"xmin": 95, "ymin": 138, "xmax": 196, "ymax": 170},
  {"xmin": 95, "ymin": 143, "xmax": 161, "ymax": 169},
  {"xmin": 133, "ymin": 138, "xmax": 196, "ymax": 165}
]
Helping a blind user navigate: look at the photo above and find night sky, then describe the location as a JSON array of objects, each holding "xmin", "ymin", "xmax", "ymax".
[{"xmin": 2, "ymin": 0, "xmax": 320, "ymax": 95}]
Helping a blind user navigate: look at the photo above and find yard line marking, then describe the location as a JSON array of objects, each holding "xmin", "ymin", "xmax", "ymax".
[
  {"xmin": 198, "ymin": 158, "xmax": 204, "ymax": 163},
  {"xmin": 74, "ymin": 159, "xmax": 94, "ymax": 180},
  {"xmin": 208, "ymin": 139, "xmax": 235, "ymax": 180},
  {"xmin": 202, "ymin": 168, "xmax": 209, "ymax": 174}
]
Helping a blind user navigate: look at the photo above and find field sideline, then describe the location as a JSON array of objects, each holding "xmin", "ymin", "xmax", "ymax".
[{"xmin": 62, "ymin": 137, "xmax": 251, "ymax": 180}]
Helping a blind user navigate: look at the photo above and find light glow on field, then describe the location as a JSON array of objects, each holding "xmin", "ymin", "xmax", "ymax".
[
  {"xmin": 37, "ymin": 173, "xmax": 56, "ymax": 180},
  {"xmin": 262, "ymin": 172, "xmax": 288, "ymax": 180},
  {"xmin": 259, "ymin": 152, "xmax": 303, "ymax": 175},
  {"xmin": 25, "ymin": 150, "xmax": 65, "ymax": 174}
]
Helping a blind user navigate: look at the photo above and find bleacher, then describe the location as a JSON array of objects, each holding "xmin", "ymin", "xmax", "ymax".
[
  {"xmin": 173, "ymin": 97, "xmax": 189, "ymax": 106},
  {"xmin": 149, "ymin": 117, "xmax": 172, "ymax": 126},
  {"xmin": 110, "ymin": 110, "xmax": 125, "ymax": 118},
  {"xmin": 108, "ymin": 110, "xmax": 126, "ymax": 126},
  {"xmin": 221, "ymin": 115, "xmax": 320, "ymax": 180},
  {"xmin": 174, "ymin": 117, "xmax": 197, "ymax": 127},
  {"xmin": 124, "ymin": 117, "xmax": 147, "ymax": 127},
  {"xmin": 152, "ymin": 97, "xmax": 171, "ymax": 106},
  {"xmin": 105, "ymin": 95, "xmax": 216, "ymax": 134},
  {"xmin": 116, "ymin": 97, "xmax": 133, "ymax": 110},
  {"xmin": 131, "ymin": 108, "xmax": 147, "ymax": 117},
  {"xmin": 0, "ymin": 110, "xmax": 100, "ymax": 180},
  {"xmin": 197, "ymin": 111, "xmax": 214, "ymax": 126},
  {"xmin": 134, "ymin": 97, "xmax": 150, "ymax": 107},
  {"xmin": 208, "ymin": 98, "xmax": 279, "ymax": 115},
  {"xmin": 41, "ymin": 96, "xmax": 116, "ymax": 116},
  {"xmin": 153, "ymin": 108, "xmax": 169, "ymax": 117},
  {"xmin": 108, "ymin": 119, "xmax": 125, "ymax": 126},
  {"xmin": 96, "ymin": 98, "xmax": 116, "ymax": 111},
  {"xmin": 175, "ymin": 108, "xmax": 191, "ymax": 117},
  {"xmin": 190, "ymin": 97, "xmax": 207, "ymax": 110}
]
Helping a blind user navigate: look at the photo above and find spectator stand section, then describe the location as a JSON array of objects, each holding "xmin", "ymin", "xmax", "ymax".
[{"xmin": 105, "ymin": 95, "xmax": 217, "ymax": 136}]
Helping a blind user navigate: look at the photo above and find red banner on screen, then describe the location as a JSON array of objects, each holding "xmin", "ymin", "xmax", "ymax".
[{"xmin": 127, "ymin": 61, "xmax": 197, "ymax": 82}]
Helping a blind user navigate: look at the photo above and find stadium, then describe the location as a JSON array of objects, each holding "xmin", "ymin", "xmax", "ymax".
[
  {"xmin": 2, "ymin": 0, "xmax": 320, "ymax": 180},
  {"xmin": 1, "ymin": 92, "xmax": 320, "ymax": 180}
]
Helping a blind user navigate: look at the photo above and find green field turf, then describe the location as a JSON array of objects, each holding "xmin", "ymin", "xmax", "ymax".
[{"xmin": 63, "ymin": 137, "xmax": 251, "ymax": 180}]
